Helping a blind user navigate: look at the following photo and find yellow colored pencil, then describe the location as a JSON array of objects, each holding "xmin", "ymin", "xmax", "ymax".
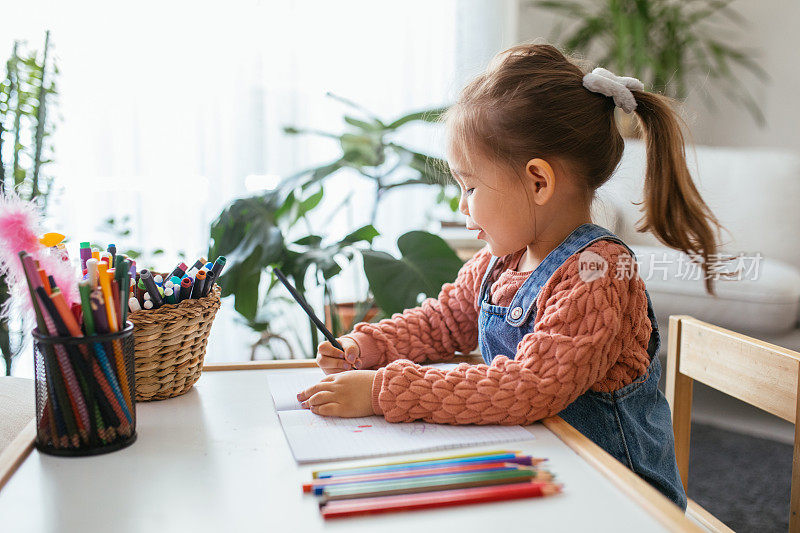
[{"xmin": 97, "ymin": 264, "xmax": 118, "ymax": 332}]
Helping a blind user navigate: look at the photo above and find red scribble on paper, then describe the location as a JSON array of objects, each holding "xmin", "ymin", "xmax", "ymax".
[
  {"xmin": 357, "ymin": 425, "xmax": 372, "ymax": 428},
  {"xmin": 353, "ymin": 430, "xmax": 362, "ymax": 433}
]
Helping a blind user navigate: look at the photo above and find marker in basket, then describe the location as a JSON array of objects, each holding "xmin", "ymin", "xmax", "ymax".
[
  {"xmin": 190, "ymin": 270, "xmax": 206, "ymax": 299},
  {"xmin": 272, "ymin": 267, "xmax": 343, "ymax": 351},
  {"xmin": 210, "ymin": 256, "xmax": 226, "ymax": 280},
  {"xmin": 129, "ymin": 297, "xmax": 142, "ymax": 312},
  {"xmin": 190, "ymin": 257, "xmax": 206, "ymax": 271},
  {"xmin": 168, "ymin": 262, "xmax": 187, "ymax": 280},
  {"xmin": 179, "ymin": 277, "xmax": 192, "ymax": 302},
  {"xmin": 107, "ymin": 244, "xmax": 116, "ymax": 267},
  {"xmin": 202, "ymin": 272, "xmax": 215, "ymax": 297},
  {"xmin": 137, "ymin": 279, "xmax": 146, "ymax": 303},
  {"xmin": 139, "ymin": 269, "xmax": 164, "ymax": 309},
  {"xmin": 79, "ymin": 242, "xmax": 92, "ymax": 272},
  {"xmin": 86, "ymin": 258, "xmax": 99, "ymax": 287}
]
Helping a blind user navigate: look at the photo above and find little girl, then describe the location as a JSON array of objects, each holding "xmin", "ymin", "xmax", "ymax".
[{"xmin": 297, "ymin": 43, "xmax": 724, "ymax": 510}]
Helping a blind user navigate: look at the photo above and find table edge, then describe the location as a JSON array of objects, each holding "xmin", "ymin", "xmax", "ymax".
[{"xmin": 1, "ymin": 360, "xmax": 699, "ymax": 532}]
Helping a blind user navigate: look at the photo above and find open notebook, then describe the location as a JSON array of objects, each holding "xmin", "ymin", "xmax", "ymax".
[{"xmin": 267, "ymin": 367, "xmax": 534, "ymax": 463}]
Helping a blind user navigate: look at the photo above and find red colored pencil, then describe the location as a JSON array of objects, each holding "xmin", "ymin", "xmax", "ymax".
[
  {"xmin": 320, "ymin": 481, "xmax": 561, "ymax": 519},
  {"xmin": 304, "ymin": 462, "xmax": 543, "ymax": 493}
]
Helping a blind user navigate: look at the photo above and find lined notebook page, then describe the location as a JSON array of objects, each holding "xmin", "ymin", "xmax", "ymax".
[
  {"xmin": 266, "ymin": 371, "xmax": 320, "ymax": 411},
  {"xmin": 267, "ymin": 367, "xmax": 534, "ymax": 463}
]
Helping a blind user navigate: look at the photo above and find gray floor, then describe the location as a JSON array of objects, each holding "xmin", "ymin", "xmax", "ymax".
[{"xmin": 689, "ymin": 422, "xmax": 791, "ymax": 532}]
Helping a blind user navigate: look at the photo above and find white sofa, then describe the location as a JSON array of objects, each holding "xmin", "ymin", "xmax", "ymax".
[{"xmin": 596, "ymin": 140, "xmax": 800, "ymax": 355}]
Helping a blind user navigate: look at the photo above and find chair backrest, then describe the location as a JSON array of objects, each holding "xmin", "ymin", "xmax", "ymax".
[{"xmin": 665, "ymin": 315, "xmax": 800, "ymax": 531}]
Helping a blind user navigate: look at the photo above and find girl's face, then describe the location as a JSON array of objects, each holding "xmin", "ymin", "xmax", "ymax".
[{"xmin": 447, "ymin": 146, "xmax": 538, "ymax": 257}]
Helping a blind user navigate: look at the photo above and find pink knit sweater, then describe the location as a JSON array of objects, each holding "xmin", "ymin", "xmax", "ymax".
[{"xmin": 343, "ymin": 241, "xmax": 653, "ymax": 425}]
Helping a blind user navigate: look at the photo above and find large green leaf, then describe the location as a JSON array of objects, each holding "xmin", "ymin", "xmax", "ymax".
[
  {"xmin": 385, "ymin": 107, "xmax": 448, "ymax": 130},
  {"xmin": 340, "ymin": 133, "xmax": 384, "ymax": 167},
  {"xmin": 361, "ymin": 231, "xmax": 463, "ymax": 315},
  {"xmin": 340, "ymin": 224, "xmax": 379, "ymax": 245},
  {"xmin": 232, "ymin": 265, "xmax": 261, "ymax": 321}
]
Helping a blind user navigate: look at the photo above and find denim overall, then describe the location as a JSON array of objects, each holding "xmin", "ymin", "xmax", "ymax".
[{"xmin": 477, "ymin": 223, "xmax": 687, "ymax": 510}]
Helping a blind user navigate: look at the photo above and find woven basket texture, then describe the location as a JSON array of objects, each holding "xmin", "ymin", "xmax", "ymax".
[{"xmin": 129, "ymin": 282, "xmax": 221, "ymax": 401}]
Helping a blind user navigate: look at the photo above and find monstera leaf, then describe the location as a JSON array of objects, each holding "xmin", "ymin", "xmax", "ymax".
[{"xmin": 361, "ymin": 231, "xmax": 464, "ymax": 316}]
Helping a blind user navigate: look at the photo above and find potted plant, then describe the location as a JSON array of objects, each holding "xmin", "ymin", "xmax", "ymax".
[
  {"xmin": 209, "ymin": 95, "xmax": 465, "ymax": 358},
  {"xmin": 532, "ymin": 0, "xmax": 767, "ymax": 133},
  {"xmin": 0, "ymin": 31, "xmax": 59, "ymax": 375}
]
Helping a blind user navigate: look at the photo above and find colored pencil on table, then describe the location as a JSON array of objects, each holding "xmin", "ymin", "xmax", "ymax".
[
  {"xmin": 314, "ymin": 451, "xmax": 541, "ymax": 479},
  {"xmin": 320, "ymin": 481, "xmax": 562, "ymax": 519},
  {"xmin": 320, "ymin": 468, "xmax": 541, "ymax": 502},
  {"xmin": 305, "ymin": 461, "xmax": 541, "ymax": 493}
]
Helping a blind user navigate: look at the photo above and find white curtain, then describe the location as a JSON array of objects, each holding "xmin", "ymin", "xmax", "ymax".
[{"xmin": 2, "ymin": 0, "xmax": 517, "ymax": 374}]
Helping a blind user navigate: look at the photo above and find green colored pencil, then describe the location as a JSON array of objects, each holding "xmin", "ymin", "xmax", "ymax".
[{"xmin": 322, "ymin": 468, "xmax": 537, "ymax": 501}]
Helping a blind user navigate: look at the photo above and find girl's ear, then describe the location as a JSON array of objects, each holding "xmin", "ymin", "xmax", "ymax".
[{"xmin": 525, "ymin": 158, "xmax": 556, "ymax": 206}]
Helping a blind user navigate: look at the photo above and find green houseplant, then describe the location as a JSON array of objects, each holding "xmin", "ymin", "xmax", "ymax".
[
  {"xmin": 533, "ymin": 0, "xmax": 767, "ymax": 126},
  {"xmin": 208, "ymin": 95, "xmax": 464, "ymax": 359},
  {"xmin": 0, "ymin": 32, "xmax": 59, "ymax": 375}
]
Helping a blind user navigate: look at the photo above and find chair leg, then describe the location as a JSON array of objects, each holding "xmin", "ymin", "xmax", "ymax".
[
  {"xmin": 666, "ymin": 315, "xmax": 693, "ymax": 493},
  {"xmin": 790, "ymin": 369, "xmax": 800, "ymax": 532}
]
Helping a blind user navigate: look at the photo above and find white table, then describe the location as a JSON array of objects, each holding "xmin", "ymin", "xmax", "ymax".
[{"xmin": 0, "ymin": 361, "xmax": 698, "ymax": 532}]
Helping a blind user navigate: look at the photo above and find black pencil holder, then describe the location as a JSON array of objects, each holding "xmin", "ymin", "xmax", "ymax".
[{"xmin": 32, "ymin": 323, "xmax": 138, "ymax": 456}]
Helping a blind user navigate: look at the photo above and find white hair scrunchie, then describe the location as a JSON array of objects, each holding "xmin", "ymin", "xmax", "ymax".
[{"xmin": 582, "ymin": 67, "xmax": 644, "ymax": 114}]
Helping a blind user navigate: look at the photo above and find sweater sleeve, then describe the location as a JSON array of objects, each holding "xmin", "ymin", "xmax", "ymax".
[
  {"xmin": 342, "ymin": 246, "xmax": 494, "ymax": 370},
  {"xmin": 370, "ymin": 243, "xmax": 649, "ymax": 424}
]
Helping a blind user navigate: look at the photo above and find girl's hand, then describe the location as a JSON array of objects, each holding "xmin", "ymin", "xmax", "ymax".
[
  {"xmin": 316, "ymin": 337, "xmax": 361, "ymax": 374},
  {"xmin": 297, "ymin": 370, "xmax": 377, "ymax": 417}
]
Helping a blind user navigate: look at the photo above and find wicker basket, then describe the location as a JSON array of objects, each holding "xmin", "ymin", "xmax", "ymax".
[{"xmin": 128, "ymin": 281, "xmax": 221, "ymax": 401}]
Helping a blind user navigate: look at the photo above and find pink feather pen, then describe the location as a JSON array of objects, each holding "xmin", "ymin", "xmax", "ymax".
[{"xmin": 0, "ymin": 194, "xmax": 78, "ymax": 322}]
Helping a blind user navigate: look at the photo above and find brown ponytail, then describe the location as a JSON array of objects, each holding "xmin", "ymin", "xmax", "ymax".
[
  {"xmin": 632, "ymin": 92, "xmax": 724, "ymax": 294},
  {"xmin": 445, "ymin": 42, "xmax": 725, "ymax": 294}
]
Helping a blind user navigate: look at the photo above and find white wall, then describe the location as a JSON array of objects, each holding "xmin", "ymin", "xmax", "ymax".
[{"xmin": 517, "ymin": 1, "xmax": 800, "ymax": 153}]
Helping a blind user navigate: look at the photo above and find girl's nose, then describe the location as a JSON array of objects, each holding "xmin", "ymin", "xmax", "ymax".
[{"xmin": 458, "ymin": 193, "xmax": 469, "ymax": 216}]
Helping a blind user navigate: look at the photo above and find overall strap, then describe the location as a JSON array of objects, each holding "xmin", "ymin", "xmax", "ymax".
[
  {"xmin": 505, "ymin": 223, "xmax": 632, "ymax": 327},
  {"xmin": 477, "ymin": 255, "xmax": 501, "ymax": 306}
]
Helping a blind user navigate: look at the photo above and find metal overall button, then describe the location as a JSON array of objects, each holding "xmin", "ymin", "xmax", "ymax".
[{"xmin": 510, "ymin": 307, "xmax": 523, "ymax": 320}]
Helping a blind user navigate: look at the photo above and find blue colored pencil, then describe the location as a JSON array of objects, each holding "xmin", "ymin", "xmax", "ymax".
[{"xmin": 314, "ymin": 451, "xmax": 538, "ymax": 479}]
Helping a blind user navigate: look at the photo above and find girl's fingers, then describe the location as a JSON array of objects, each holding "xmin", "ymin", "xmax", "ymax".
[
  {"xmin": 303, "ymin": 391, "xmax": 336, "ymax": 407},
  {"xmin": 316, "ymin": 354, "xmax": 349, "ymax": 371},
  {"xmin": 317, "ymin": 341, "xmax": 344, "ymax": 358},
  {"xmin": 309, "ymin": 402, "xmax": 341, "ymax": 417},
  {"xmin": 343, "ymin": 351, "xmax": 356, "ymax": 365},
  {"xmin": 297, "ymin": 381, "xmax": 335, "ymax": 401}
]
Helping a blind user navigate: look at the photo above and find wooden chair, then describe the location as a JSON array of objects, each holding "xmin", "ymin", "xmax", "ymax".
[{"xmin": 665, "ymin": 315, "xmax": 800, "ymax": 532}]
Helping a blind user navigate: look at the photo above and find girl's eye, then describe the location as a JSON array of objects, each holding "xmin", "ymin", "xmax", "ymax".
[{"xmin": 465, "ymin": 188, "xmax": 475, "ymax": 196}]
